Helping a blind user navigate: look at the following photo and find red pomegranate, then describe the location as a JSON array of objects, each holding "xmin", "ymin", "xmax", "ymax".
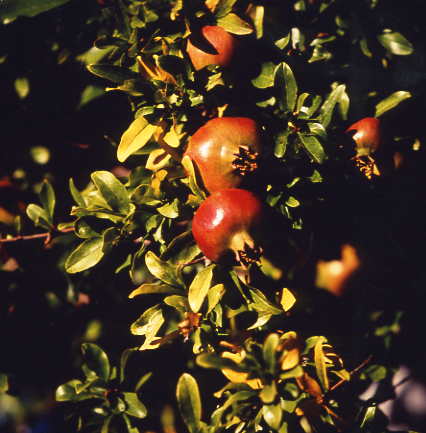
[
  {"xmin": 184, "ymin": 117, "xmax": 262, "ymax": 193},
  {"xmin": 192, "ymin": 188, "xmax": 263, "ymax": 264},
  {"xmin": 186, "ymin": 25, "xmax": 237, "ymax": 71},
  {"xmin": 346, "ymin": 117, "xmax": 382, "ymax": 156}
]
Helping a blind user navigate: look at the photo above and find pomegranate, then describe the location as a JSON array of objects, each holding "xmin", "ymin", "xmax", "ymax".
[
  {"xmin": 192, "ymin": 188, "xmax": 263, "ymax": 264},
  {"xmin": 346, "ymin": 117, "xmax": 382, "ymax": 156},
  {"xmin": 186, "ymin": 25, "xmax": 237, "ymax": 71},
  {"xmin": 184, "ymin": 117, "xmax": 262, "ymax": 193}
]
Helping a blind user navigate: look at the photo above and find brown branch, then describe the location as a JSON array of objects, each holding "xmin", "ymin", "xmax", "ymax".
[
  {"xmin": 179, "ymin": 256, "xmax": 206, "ymax": 268},
  {"xmin": 0, "ymin": 227, "xmax": 74, "ymax": 244},
  {"xmin": 328, "ymin": 355, "xmax": 373, "ymax": 394}
]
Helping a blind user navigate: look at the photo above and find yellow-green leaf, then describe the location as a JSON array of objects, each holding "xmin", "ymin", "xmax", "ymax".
[
  {"xmin": 314, "ymin": 336, "xmax": 329, "ymax": 391},
  {"xmin": 176, "ymin": 373, "xmax": 202, "ymax": 433},
  {"xmin": 217, "ymin": 13, "xmax": 253, "ymax": 35},
  {"xmin": 145, "ymin": 251, "xmax": 183, "ymax": 287},
  {"xmin": 129, "ymin": 283, "xmax": 181, "ymax": 298},
  {"xmin": 188, "ymin": 265, "xmax": 215, "ymax": 312},
  {"xmin": 280, "ymin": 288, "xmax": 296, "ymax": 311},
  {"xmin": 375, "ymin": 91, "xmax": 412, "ymax": 117},
  {"xmin": 117, "ymin": 117, "xmax": 158, "ymax": 162},
  {"xmin": 181, "ymin": 155, "xmax": 206, "ymax": 201},
  {"xmin": 65, "ymin": 237, "xmax": 104, "ymax": 274}
]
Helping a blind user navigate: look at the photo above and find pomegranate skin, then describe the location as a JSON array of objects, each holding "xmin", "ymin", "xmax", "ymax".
[
  {"xmin": 346, "ymin": 117, "xmax": 382, "ymax": 156},
  {"xmin": 186, "ymin": 25, "xmax": 237, "ymax": 71},
  {"xmin": 184, "ymin": 117, "xmax": 262, "ymax": 193},
  {"xmin": 192, "ymin": 189, "xmax": 263, "ymax": 263}
]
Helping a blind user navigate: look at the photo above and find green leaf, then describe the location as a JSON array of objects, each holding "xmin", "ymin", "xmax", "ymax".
[
  {"xmin": 360, "ymin": 37, "xmax": 373, "ymax": 58},
  {"xmin": 263, "ymin": 333, "xmax": 279, "ymax": 374},
  {"xmin": 249, "ymin": 288, "xmax": 282, "ymax": 315},
  {"xmin": 119, "ymin": 348, "xmax": 137, "ymax": 384},
  {"xmin": 274, "ymin": 62, "xmax": 298, "ymax": 112},
  {"xmin": 87, "ymin": 64, "xmax": 138, "ymax": 83},
  {"xmin": 123, "ymin": 392, "xmax": 148, "ymax": 419},
  {"xmin": 378, "ymin": 31, "xmax": 413, "ymax": 56},
  {"xmin": 252, "ymin": 5, "xmax": 264, "ymax": 39},
  {"xmin": 338, "ymin": 88, "xmax": 350, "ymax": 120},
  {"xmin": 375, "ymin": 91, "xmax": 412, "ymax": 117},
  {"xmin": 360, "ymin": 405, "xmax": 377, "ymax": 428},
  {"xmin": 260, "ymin": 382, "xmax": 277, "ymax": 404},
  {"xmin": 297, "ymin": 132, "xmax": 325, "ymax": 164},
  {"xmin": 130, "ymin": 305, "xmax": 164, "ymax": 350},
  {"xmin": 211, "ymin": 390, "xmax": 255, "ymax": 425},
  {"xmin": 214, "ymin": 0, "xmax": 238, "ymax": 18},
  {"xmin": 30, "ymin": 146, "xmax": 50, "ymax": 165},
  {"xmin": 217, "ymin": 13, "xmax": 253, "ymax": 35},
  {"xmin": 0, "ymin": 374, "xmax": 8, "ymax": 393},
  {"xmin": 162, "ymin": 230, "xmax": 201, "ymax": 265},
  {"xmin": 78, "ymin": 85, "xmax": 105, "ymax": 108},
  {"xmin": 26, "ymin": 204, "xmax": 52, "ymax": 230},
  {"xmin": 55, "ymin": 379, "xmax": 93, "ymax": 402},
  {"xmin": 74, "ymin": 217, "xmax": 111, "ymax": 239},
  {"xmin": 157, "ymin": 199, "xmax": 180, "ymax": 219},
  {"xmin": 262, "ymin": 403, "xmax": 282, "ymax": 430},
  {"xmin": 274, "ymin": 130, "xmax": 290, "ymax": 158},
  {"xmin": 14, "ymin": 77, "xmax": 30, "ymax": 99},
  {"xmin": 188, "ymin": 265, "xmax": 215, "ymax": 313},
  {"xmin": 129, "ymin": 283, "xmax": 181, "ymax": 298},
  {"xmin": 69, "ymin": 178, "xmax": 86, "ymax": 207},
  {"xmin": 39, "ymin": 179, "xmax": 55, "ymax": 221},
  {"xmin": 65, "ymin": 237, "xmax": 105, "ymax": 274},
  {"xmin": 363, "ymin": 364, "xmax": 387, "ymax": 382},
  {"xmin": 176, "ymin": 374, "xmax": 202, "ymax": 433},
  {"xmin": 196, "ymin": 353, "xmax": 247, "ymax": 372},
  {"xmin": 91, "ymin": 171, "xmax": 131, "ymax": 214},
  {"xmin": 77, "ymin": 46, "xmax": 115, "ymax": 66},
  {"xmin": 117, "ymin": 116, "xmax": 158, "ymax": 162},
  {"xmin": 303, "ymin": 95, "xmax": 322, "ymax": 118},
  {"xmin": 0, "ymin": 0, "xmax": 70, "ymax": 21},
  {"xmin": 164, "ymin": 295, "xmax": 189, "ymax": 312},
  {"xmin": 135, "ymin": 372, "xmax": 153, "ymax": 393},
  {"xmin": 207, "ymin": 284, "xmax": 225, "ymax": 314},
  {"xmin": 251, "ymin": 62, "xmax": 275, "ymax": 89},
  {"xmin": 296, "ymin": 93, "xmax": 310, "ymax": 114},
  {"xmin": 145, "ymin": 251, "xmax": 183, "ymax": 288},
  {"xmin": 101, "ymin": 416, "xmax": 114, "ymax": 433},
  {"xmin": 314, "ymin": 336, "xmax": 329, "ymax": 391},
  {"xmin": 181, "ymin": 156, "xmax": 206, "ymax": 202},
  {"xmin": 248, "ymin": 313, "xmax": 273, "ymax": 330},
  {"xmin": 81, "ymin": 343, "xmax": 111, "ymax": 381},
  {"xmin": 318, "ymin": 84, "xmax": 347, "ymax": 128},
  {"xmin": 308, "ymin": 122, "xmax": 327, "ymax": 139},
  {"xmin": 275, "ymin": 33, "xmax": 291, "ymax": 50}
]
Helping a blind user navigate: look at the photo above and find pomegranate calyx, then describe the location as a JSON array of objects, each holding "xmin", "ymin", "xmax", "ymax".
[
  {"xmin": 229, "ymin": 230, "xmax": 262, "ymax": 266},
  {"xmin": 351, "ymin": 155, "xmax": 381, "ymax": 180},
  {"xmin": 232, "ymin": 146, "xmax": 260, "ymax": 176},
  {"xmin": 236, "ymin": 244, "xmax": 263, "ymax": 267}
]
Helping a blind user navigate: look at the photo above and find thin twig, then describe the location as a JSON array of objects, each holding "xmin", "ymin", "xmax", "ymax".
[
  {"xmin": 328, "ymin": 355, "xmax": 373, "ymax": 393},
  {"xmin": 179, "ymin": 256, "xmax": 206, "ymax": 268},
  {"xmin": 0, "ymin": 227, "xmax": 74, "ymax": 244}
]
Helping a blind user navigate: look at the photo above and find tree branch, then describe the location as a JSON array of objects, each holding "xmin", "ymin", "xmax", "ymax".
[
  {"xmin": 0, "ymin": 227, "xmax": 74, "ymax": 244},
  {"xmin": 328, "ymin": 355, "xmax": 373, "ymax": 394}
]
